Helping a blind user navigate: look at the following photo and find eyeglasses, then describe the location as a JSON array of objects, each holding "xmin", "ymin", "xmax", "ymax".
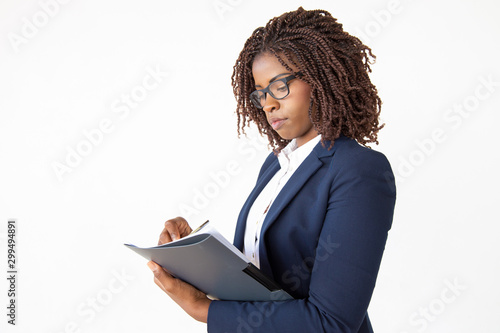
[{"xmin": 250, "ymin": 72, "xmax": 302, "ymax": 109}]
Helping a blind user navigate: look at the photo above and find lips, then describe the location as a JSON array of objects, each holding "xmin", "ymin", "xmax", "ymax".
[{"xmin": 269, "ymin": 117, "xmax": 287, "ymax": 130}]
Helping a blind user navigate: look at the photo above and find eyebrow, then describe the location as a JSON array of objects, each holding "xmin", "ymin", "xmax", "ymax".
[{"xmin": 255, "ymin": 73, "xmax": 291, "ymax": 88}]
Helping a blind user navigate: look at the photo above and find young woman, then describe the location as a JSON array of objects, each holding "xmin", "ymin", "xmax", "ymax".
[{"xmin": 147, "ymin": 7, "xmax": 396, "ymax": 332}]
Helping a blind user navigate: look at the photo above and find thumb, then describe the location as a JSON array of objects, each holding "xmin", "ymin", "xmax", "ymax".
[{"xmin": 147, "ymin": 261, "xmax": 175, "ymax": 293}]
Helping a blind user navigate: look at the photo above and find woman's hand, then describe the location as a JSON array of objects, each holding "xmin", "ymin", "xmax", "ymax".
[
  {"xmin": 158, "ymin": 216, "xmax": 193, "ymax": 244},
  {"xmin": 148, "ymin": 216, "xmax": 211, "ymax": 323},
  {"xmin": 147, "ymin": 261, "xmax": 211, "ymax": 323}
]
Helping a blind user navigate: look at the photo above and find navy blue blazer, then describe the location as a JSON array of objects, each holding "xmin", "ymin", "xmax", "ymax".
[{"xmin": 208, "ymin": 136, "xmax": 396, "ymax": 332}]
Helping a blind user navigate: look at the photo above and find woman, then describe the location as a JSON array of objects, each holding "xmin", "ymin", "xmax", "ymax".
[{"xmin": 147, "ymin": 7, "xmax": 396, "ymax": 332}]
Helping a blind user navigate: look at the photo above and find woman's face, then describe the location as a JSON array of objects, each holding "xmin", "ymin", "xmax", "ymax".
[{"xmin": 252, "ymin": 53, "xmax": 318, "ymax": 147}]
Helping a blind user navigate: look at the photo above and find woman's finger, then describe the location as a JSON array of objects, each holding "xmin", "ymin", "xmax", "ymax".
[
  {"xmin": 147, "ymin": 260, "xmax": 210, "ymax": 322},
  {"xmin": 163, "ymin": 219, "xmax": 182, "ymax": 242},
  {"xmin": 148, "ymin": 261, "xmax": 176, "ymax": 292},
  {"xmin": 158, "ymin": 226, "xmax": 173, "ymax": 245},
  {"xmin": 158, "ymin": 217, "xmax": 192, "ymax": 245}
]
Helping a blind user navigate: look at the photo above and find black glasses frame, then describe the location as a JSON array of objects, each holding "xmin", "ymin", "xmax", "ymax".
[{"xmin": 250, "ymin": 72, "xmax": 302, "ymax": 109}]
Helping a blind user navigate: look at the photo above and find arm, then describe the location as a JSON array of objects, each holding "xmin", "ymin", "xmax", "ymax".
[{"xmin": 208, "ymin": 150, "xmax": 396, "ymax": 332}]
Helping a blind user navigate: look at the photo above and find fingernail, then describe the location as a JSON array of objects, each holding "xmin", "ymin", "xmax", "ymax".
[
  {"xmin": 170, "ymin": 233, "xmax": 177, "ymax": 241},
  {"xmin": 147, "ymin": 261, "xmax": 157, "ymax": 272}
]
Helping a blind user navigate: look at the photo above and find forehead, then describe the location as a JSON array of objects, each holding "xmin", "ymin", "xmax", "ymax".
[{"xmin": 252, "ymin": 53, "xmax": 291, "ymax": 84}]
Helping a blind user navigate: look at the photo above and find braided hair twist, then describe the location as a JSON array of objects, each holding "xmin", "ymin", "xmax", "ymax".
[{"xmin": 232, "ymin": 7, "xmax": 384, "ymax": 151}]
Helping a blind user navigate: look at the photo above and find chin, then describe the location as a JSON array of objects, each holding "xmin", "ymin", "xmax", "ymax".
[{"xmin": 275, "ymin": 131, "xmax": 294, "ymax": 141}]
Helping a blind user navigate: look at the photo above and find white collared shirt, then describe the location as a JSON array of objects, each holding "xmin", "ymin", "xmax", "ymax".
[{"xmin": 243, "ymin": 135, "xmax": 322, "ymax": 268}]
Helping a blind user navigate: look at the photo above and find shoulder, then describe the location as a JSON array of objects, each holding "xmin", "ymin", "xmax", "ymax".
[
  {"xmin": 313, "ymin": 136, "xmax": 396, "ymax": 197},
  {"xmin": 317, "ymin": 136, "xmax": 393, "ymax": 174}
]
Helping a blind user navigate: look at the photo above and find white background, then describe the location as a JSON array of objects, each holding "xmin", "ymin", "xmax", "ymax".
[{"xmin": 1, "ymin": 0, "xmax": 499, "ymax": 332}]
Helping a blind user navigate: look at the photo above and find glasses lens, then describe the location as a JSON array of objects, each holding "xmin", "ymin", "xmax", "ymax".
[
  {"xmin": 269, "ymin": 80, "xmax": 289, "ymax": 100},
  {"xmin": 249, "ymin": 76, "xmax": 294, "ymax": 109},
  {"xmin": 250, "ymin": 91, "xmax": 264, "ymax": 108}
]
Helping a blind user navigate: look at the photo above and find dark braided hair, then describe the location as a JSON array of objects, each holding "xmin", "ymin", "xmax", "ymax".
[{"xmin": 232, "ymin": 7, "xmax": 384, "ymax": 152}]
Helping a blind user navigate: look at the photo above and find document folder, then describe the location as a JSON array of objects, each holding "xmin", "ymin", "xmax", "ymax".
[{"xmin": 125, "ymin": 223, "xmax": 293, "ymax": 302}]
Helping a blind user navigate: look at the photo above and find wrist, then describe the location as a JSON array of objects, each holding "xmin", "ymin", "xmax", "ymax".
[{"xmin": 194, "ymin": 298, "xmax": 212, "ymax": 323}]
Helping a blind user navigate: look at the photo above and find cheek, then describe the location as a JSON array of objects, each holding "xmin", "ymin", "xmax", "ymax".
[
  {"xmin": 294, "ymin": 84, "xmax": 312, "ymax": 110},
  {"xmin": 293, "ymin": 92, "xmax": 312, "ymax": 121},
  {"xmin": 284, "ymin": 81, "xmax": 313, "ymax": 123}
]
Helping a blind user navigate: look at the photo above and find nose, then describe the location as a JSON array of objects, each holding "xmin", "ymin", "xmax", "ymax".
[{"xmin": 262, "ymin": 94, "xmax": 279, "ymax": 113}]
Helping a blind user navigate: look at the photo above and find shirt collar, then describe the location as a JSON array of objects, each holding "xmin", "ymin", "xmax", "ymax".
[{"xmin": 277, "ymin": 135, "xmax": 322, "ymax": 171}]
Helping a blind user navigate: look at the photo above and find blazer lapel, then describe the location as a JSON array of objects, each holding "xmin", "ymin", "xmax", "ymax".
[
  {"xmin": 233, "ymin": 137, "xmax": 346, "ymax": 266},
  {"xmin": 258, "ymin": 138, "xmax": 341, "ymax": 274},
  {"xmin": 233, "ymin": 157, "xmax": 281, "ymax": 251},
  {"xmin": 260, "ymin": 155, "xmax": 321, "ymax": 236}
]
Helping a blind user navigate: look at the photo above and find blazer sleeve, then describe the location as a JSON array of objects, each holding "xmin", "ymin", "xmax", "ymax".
[{"xmin": 207, "ymin": 149, "xmax": 396, "ymax": 333}]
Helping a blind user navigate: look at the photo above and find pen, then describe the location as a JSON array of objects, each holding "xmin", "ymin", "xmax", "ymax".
[{"xmin": 189, "ymin": 220, "xmax": 209, "ymax": 235}]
